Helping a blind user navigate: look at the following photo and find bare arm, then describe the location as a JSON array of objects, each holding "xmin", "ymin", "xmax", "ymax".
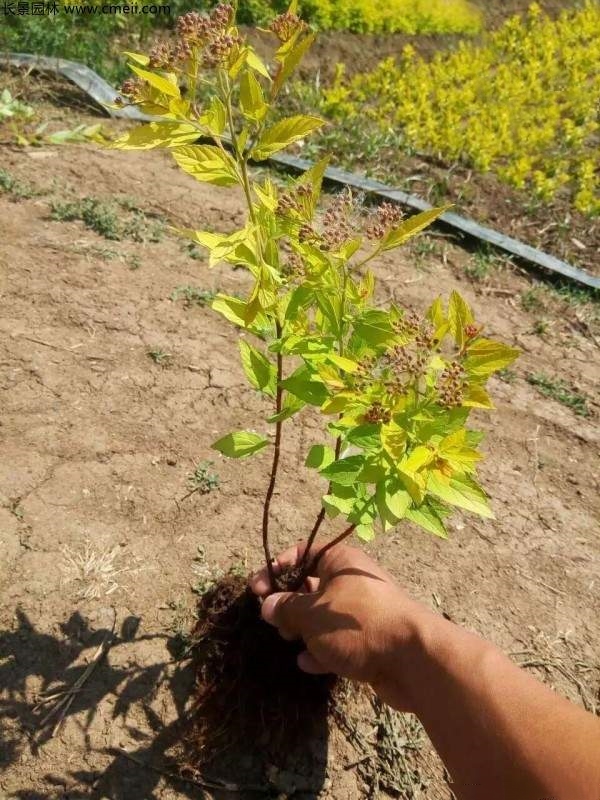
[{"xmin": 251, "ymin": 542, "xmax": 600, "ymax": 800}]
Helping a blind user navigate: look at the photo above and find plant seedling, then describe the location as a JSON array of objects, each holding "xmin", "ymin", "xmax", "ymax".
[{"xmin": 113, "ymin": 1, "xmax": 519, "ymax": 592}]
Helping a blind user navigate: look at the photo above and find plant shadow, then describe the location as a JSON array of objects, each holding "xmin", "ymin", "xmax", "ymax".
[{"xmin": 0, "ymin": 605, "xmax": 329, "ymax": 799}]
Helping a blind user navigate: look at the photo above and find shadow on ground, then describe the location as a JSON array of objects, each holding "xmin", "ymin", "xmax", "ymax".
[{"xmin": 0, "ymin": 607, "xmax": 329, "ymax": 799}]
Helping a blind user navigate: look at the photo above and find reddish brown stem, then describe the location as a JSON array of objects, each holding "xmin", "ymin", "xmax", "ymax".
[
  {"xmin": 300, "ymin": 435, "xmax": 343, "ymax": 569},
  {"xmin": 304, "ymin": 523, "xmax": 357, "ymax": 579},
  {"xmin": 262, "ymin": 322, "xmax": 283, "ymax": 590}
]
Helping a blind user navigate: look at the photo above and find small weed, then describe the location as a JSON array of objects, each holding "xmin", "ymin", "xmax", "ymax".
[
  {"xmin": 170, "ymin": 285, "xmax": 216, "ymax": 307},
  {"xmin": 498, "ymin": 368, "xmax": 517, "ymax": 384},
  {"xmin": 532, "ymin": 319, "xmax": 550, "ymax": 336},
  {"xmin": 127, "ymin": 254, "xmax": 142, "ymax": 270},
  {"xmin": 527, "ymin": 373, "xmax": 590, "ymax": 417},
  {"xmin": 185, "ymin": 242, "xmax": 205, "ymax": 261},
  {"xmin": 187, "ymin": 460, "xmax": 220, "ymax": 495},
  {"xmin": 50, "ymin": 196, "xmax": 165, "ymax": 242},
  {"xmin": 521, "ymin": 287, "xmax": 544, "ymax": 312},
  {"xmin": 51, "ymin": 197, "xmax": 121, "ymax": 240},
  {"xmin": 465, "ymin": 246, "xmax": 497, "ymax": 281},
  {"xmin": 0, "ymin": 168, "xmax": 40, "ymax": 200},
  {"xmin": 147, "ymin": 348, "xmax": 172, "ymax": 366}
]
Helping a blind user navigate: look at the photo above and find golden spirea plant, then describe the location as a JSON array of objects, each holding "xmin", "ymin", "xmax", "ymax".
[{"xmin": 112, "ymin": 1, "xmax": 518, "ymax": 589}]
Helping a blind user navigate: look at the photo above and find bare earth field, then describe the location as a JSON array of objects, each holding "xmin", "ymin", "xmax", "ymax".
[{"xmin": 1, "ymin": 104, "xmax": 599, "ymax": 798}]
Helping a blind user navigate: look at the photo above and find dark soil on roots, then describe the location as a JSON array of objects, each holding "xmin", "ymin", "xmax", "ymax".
[{"xmin": 186, "ymin": 574, "xmax": 335, "ymax": 790}]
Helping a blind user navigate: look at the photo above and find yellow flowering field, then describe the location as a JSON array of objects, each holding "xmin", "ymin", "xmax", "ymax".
[
  {"xmin": 322, "ymin": 2, "xmax": 600, "ymax": 216},
  {"xmin": 298, "ymin": 0, "xmax": 481, "ymax": 34}
]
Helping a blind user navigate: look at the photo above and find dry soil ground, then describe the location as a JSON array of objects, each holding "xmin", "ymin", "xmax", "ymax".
[{"xmin": 1, "ymin": 100, "xmax": 599, "ymax": 799}]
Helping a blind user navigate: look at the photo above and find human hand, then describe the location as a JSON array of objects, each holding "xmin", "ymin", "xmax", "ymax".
[{"xmin": 249, "ymin": 541, "xmax": 434, "ymax": 710}]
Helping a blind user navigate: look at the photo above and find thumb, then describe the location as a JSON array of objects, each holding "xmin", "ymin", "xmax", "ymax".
[{"xmin": 261, "ymin": 591, "xmax": 315, "ymax": 641}]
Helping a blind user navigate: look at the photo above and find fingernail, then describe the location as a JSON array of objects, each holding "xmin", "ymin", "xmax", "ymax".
[{"xmin": 261, "ymin": 592, "xmax": 284, "ymax": 625}]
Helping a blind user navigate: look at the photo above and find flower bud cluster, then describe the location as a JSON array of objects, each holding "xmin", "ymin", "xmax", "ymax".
[
  {"xmin": 282, "ymin": 252, "xmax": 307, "ymax": 282},
  {"xmin": 437, "ymin": 361, "xmax": 467, "ymax": 408},
  {"xmin": 364, "ymin": 402, "xmax": 391, "ymax": 425},
  {"xmin": 385, "ymin": 344, "xmax": 429, "ymax": 379},
  {"xmin": 366, "ymin": 202, "xmax": 404, "ymax": 240},
  {"xmin": 276, "ymin": 184, "xmax": 312, "ymax": 217},
  {"xmin": 321, "ymin": 190, "xmax": 355, "ymax": 251},
  {"xmin": 145, "ymin": 4, "xmax": 240, "ymax": 73},
  {"xmin": 118, "ymin": 78, "xmax": 144, "ymax": 103},
  {"xmin": 464, "ymin": 323, "xmax": 481, "ymax": 340},
  {"xmin": 270, "ymin": 11, "xmax": 307, "ymax": 43}
]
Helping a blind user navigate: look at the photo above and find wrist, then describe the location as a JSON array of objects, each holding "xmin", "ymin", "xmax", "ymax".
[{"xmin": 373, "ymin": 598, "xmax": 495, "ymax": 713}]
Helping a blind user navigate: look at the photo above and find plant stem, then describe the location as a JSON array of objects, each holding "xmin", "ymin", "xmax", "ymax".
[
  {"xmin": 304, "ymin": 523, "xmax": 357, "ymax": 577},
  {"xmin": 300, "ymin": 435, "xmax": 342, "ymax": 567},
  {"xmin": 262, "ymin": 320, "xmax": 283, "ymax": 590}
]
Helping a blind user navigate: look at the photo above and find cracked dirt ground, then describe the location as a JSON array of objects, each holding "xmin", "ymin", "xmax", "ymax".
[{"xmin": 0, "ymin": 122, "xmax": 599, "ymax": 798}]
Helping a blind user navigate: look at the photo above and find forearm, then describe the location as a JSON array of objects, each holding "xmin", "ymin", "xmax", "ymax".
[{"xmin": 386, "ymin": 612, "xmax": 600, "ymax": 800}]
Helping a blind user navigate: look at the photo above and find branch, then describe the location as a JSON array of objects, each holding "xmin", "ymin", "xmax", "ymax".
[
  {"xmin": 304, "ymin": 523, "xmax": 357, "ymax": 578},
  {"xmin": 300, "ymin": 435, "xmax": 342, "ymax": 568},
  {"xmin": 262, "ymin": 321, "xmax": 283, "ymax": 589}
]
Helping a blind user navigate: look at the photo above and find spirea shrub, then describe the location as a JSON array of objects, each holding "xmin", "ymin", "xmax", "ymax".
[{"xmin": 112, "ymin": 1, "xmax": 518, "ymax": 586}]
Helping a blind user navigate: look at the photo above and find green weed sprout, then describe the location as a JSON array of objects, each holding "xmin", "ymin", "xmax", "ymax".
[{"xmin": 112, "ymin": 1, "xmax": 519, "ymax": 590}]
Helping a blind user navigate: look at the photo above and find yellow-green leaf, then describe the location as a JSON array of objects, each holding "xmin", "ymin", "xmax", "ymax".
[
  {"xmin": 239, "ymin": 340, "xmax": 276, "ymax": 396},
  {"xmin": 448, "ymin": 290, "xmax": 474, "ymax": 349},
  {"xmin": 247, "ymin": 48, "xmax": 271, "ymax": 78},
  {"xmin": 172, "ymin": 145, "xmax": 239, "ymax": 187},
  {"xmin": 381, "ymin": 205, "xmax": 451, "ymax": 252},
  {"xmin": 130, "ymin": 64, "xmax": 180, "ymax": 98},
  {"xmin": 240, "ymin": 69, "xmax": 267, "ymax": 121},
  {"xmin": 123, "ymin": 50, "xmax": 150, "ymax": 66},
  {"xmin": 212, "ymin": 431, "xmax": 269, "ymax": 459},
  {"xmin": 251, "ymin": 115, "xmax": 324, "ymax": 160},
  {"xmin": 428, "ymin": 471, "xmax": 494, "ymax": 519},
  {"xmin": 464, "ymin": 338, "xmax": 520, "ymax": 378},
  {"xmin": 272, "ymin": 32, "xmax": 316, "ymax": 97},
  {"xmin": 405, "ymin": 501, "xmax": 448, "ymax": 538},
  {"xmin": 111, "ymin": 122, "xmax": 198, "ymax": 150}
]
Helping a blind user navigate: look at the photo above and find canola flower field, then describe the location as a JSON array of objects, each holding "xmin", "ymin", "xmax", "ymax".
[{"xmin": 322, "ymin": 2, "xmax": 600, "ymax": 216}]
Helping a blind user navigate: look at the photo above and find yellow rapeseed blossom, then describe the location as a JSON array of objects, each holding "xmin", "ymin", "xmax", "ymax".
[
  {"xmin": 323, "ymin": 2, "xmax": 600, "ymax": 216},
  {"xmin": 300, "ymin": 0, "xmax": 481, "ymax": 34}
]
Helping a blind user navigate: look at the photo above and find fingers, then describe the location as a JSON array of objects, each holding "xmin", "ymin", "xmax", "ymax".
[
  {"xmin": 249, "ymin": 542, "xmax": 306, "ymax": 596},
  {"xmin": 261, "ymin": 590, "xmax": 319, "ymax": 641}
]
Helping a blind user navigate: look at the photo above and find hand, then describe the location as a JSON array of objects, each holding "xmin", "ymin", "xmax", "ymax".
[{"xmin": 249, "ymin": 541, "xmax": 434, "ymax": 710}]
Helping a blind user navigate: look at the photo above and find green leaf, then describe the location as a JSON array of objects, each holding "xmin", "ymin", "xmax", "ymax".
[
  {"xmin": 346, "ymin": 424, "xmax": 381, "ymax": 450},
  {"xmin": 352, "ymin": 309, "xmax": 396, "ymax": 347},
  {"xmin": 212, "ymin": 431, "xmax": 269, "ymax": 458},
  {"xmin": 464, "ymin": 338, "xmax": 520, "ymax": 378},
  {"xmin": 427, "ymin": 472, "xmax": 494, "ymax": 519},
  {"xmin": 305, "ymin": 445, "xmax": 335, "ymax": 470},
  {"xmin": 239, "ymin": 340, "xmax": 276, "ymax": 396},
  {"xmin": 267, "ymin": 394, "xmax": 305, "ymax": 423},
  {"xmin": 406, "ymin": 500, "xmax": 448, "ymax": 539},
  {"xmin": 211, "ymin": 294, "xmax": 269, "ymax": 333},
  {"xmin": 272, "ymin": 32, "xmax": 316, "ymax": 97},
  {"xmin": 322, "ymin": 484, "xmax": 358, "ymax": 517},
  {"xmin": 240, "ymin": 69, "xmax": 267, "ymax": 121},
  {"xmin": 251, "ymin": 115, "xmax": 324, "ymax": 160},
  {"xmin": 247, "ymin": 48, "xmax": 271, "ymax": 78},
  {"xmin": 172, "ymin": 145, "xmax": 239, "ymax": 187},
  {"xmin": 123, "ymin": 50, "xmax": 150, "ymax": 66},
  {"xmin": 201, "ymin": 96, "xmax": 227, "ymax": 136},
  {"xmin": 129, "ymin": 64, "xmax": 180, "ymax": 98},
  {"xmin": 376, "ymin": 480, "xmax": 411, "ymax": 529},
  {"xmin": 111, "ymin": 121, "xmax": 198, "ymax": 150},
  {"xmin": 448, "ymin": 290, "xmax": 474, "ymax": 349},
  {"xmin": 281, "ymin": 365, "xmax": 329, "ymax": 406},
  {"xmin": 320, "ymin": 455, "xmax": 365, "ymax": 486},
  {"xmin": 355, "ymin": 523, "xmax": 375, "ymax": 542},
  {"xmin": 381, "ymin": 205, "xmax": 451, "ymax": 251}
]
